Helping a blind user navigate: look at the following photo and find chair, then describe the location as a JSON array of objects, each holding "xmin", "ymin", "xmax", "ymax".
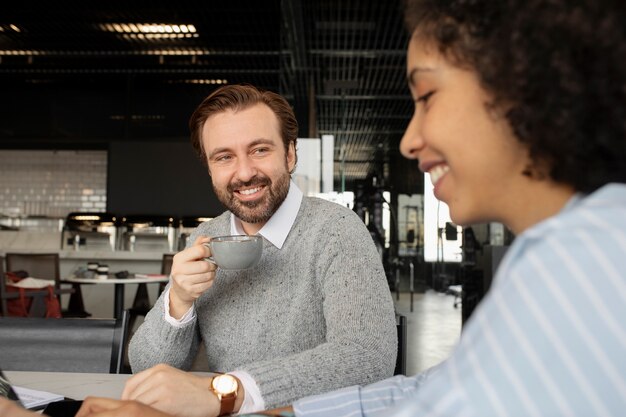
[
  {"xmin": 0, "ymin": 310, "xmax": 129, "ymax": 373},
  {"xmin": 159, "ymin": 253, "xmax": 174, "ymax": 295},
  {"xmin": 128, "ymin": 253, "xmax": 174, "ymax": 330},
  {"xmin": 394, "ymin": 313, "xmax": 407, "ymax": 375},
  {"xmin": 0, "ymin": 256, "xmax": 8, "ymax": 316},
  {"xmin": 5, "ymin": 253, "xmax": 61, "ymax": 288},
  {"xmin": 4, "ymin": 253, "xmax": 75, "ymax": 316},
  {"xmin": 1, "ymin": 255, "xmax": 61, "ymax": 318}
]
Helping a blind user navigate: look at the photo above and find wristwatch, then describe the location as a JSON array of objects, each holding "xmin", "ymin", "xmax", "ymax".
[{"xmin": 210, "ymin": 374, "xmax": 239, "ymax": 416}]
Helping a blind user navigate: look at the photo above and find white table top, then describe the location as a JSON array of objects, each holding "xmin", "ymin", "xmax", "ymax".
[
  {"xmin": 63, "ymin": 274, "xmax": 170, "ymax": 285},
  {"xmin": 5, "ymin": 371, "xmax": 213, "ymax": 401},
  {"xmin": 5, "ymin": 371, "xmax": 132, "ymax": 400}
]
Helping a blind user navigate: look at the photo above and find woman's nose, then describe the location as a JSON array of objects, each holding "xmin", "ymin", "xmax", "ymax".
[{"xmin": 399, "ymin": 111, "xmax": 424, "ymax": 160}]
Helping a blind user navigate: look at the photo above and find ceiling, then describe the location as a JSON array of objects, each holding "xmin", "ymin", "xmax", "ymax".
[{"xmin": 0, "ymin": 0, "xmax": 415, "ymax": 192}]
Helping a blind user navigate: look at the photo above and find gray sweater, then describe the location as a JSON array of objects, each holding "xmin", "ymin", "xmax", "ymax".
[{"xmin": 128, "ymin": 197, "xmax": 397, "ymax": 408}]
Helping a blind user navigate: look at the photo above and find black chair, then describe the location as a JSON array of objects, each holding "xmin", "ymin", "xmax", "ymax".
[
  {"xmin": 128, "ymin": 253, "xmax": 174, "ymax": 330},
  {"xmin": 0, "ymin": 310, "xmax": 129, "ymax": 373},
  {"xmin": 0, "ymin": 256, "xmax": 7, "ymax": 316},
  {"xmin": 4, "ymin": 253, "xmax": 75, "ymax": 317},
  {"xmin": 394, "ymin": 313, "xmax": 407, "ymax": 375},
  {"xmin": 159, "ymin": 253, "xmax": 174, "ymax": 295}
]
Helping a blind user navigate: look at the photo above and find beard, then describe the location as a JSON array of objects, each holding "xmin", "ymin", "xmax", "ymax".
[{"xmin": 213, "ymin": 169, "xmax": 291, "ymax": 224}]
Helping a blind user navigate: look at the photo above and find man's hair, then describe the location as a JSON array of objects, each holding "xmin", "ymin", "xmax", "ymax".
[
  {"xmin": 189, "ymin": 84, "xmax": 298, "ymax": 170},
  {"xmin": 404, "ymin": 0, "xmax": 626, "ymax": 192}
]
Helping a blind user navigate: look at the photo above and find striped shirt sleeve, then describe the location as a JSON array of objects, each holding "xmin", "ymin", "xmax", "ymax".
[{"xmin": 293, "ymin": 370, "xmax": 435, "ymax": 417}]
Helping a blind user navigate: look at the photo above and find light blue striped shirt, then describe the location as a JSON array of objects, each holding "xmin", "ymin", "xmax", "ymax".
[{"xmin": 294, "ymin": 183, "xmax": 626, "ymax": 417}]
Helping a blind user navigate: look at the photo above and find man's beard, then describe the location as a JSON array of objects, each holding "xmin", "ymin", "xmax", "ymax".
[{"xmin": 214, "ymin": 170, "xmax": 291, "ymax": 224}]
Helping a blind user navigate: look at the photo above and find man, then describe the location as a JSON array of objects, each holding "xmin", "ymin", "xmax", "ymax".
[{"xmin": 125, "ymin": 84, "xmax": 397, "ymax": 416}]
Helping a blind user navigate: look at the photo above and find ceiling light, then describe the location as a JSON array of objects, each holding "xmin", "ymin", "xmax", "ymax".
[
  {"xmin": 172, "ymin": 79, "xmax": 229, "ymax": 85},
  {"xmin": 98, "ymin": 23, "xmax": 197, "ymax": 37},
  {"xmin": 74, "ymin": 215, "xmax": 101, "ymax": 221},
  {"xmin": 9, "ymin": 24, "xmax": 21, "ymax": 32}
]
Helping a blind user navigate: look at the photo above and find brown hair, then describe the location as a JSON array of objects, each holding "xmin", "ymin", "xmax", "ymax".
[{"xmin": 189, "ymin": 84, "xmax": 298, "ymax": 170}]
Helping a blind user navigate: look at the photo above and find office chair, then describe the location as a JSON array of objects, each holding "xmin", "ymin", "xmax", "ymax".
[
  {"xmin": 394, "ymin": 313, "xmax": 407, "ymax": 375},
  {"xmin": 0, "ymin": 310, "xmax": 129, "ymax": 373}
]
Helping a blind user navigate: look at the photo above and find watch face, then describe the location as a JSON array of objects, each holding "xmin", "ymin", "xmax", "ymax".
[{"xmin": 212, "ymin": 374, "xmax": 238, "ymax": 395}]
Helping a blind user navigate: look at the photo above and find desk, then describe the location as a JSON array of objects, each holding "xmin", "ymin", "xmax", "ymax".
[
  {"xmin": 63, "ymin": 275, "xmax": 170, "ymax": 319},
  {"xmin": 5, "ymin": 371, "xmax": 131, "ymax": 400},
  {"xmin": 5, "ymin": 371, "xmax": 212, "ymax": 401}
]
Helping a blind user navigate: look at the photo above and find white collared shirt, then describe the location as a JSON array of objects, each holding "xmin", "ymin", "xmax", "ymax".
[{"xmin": 163, "ymin": 181, "xmax": 303, "ymax": 413}]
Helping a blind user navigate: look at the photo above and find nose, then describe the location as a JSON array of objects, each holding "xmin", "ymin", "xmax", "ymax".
[
  {"xmin": 399, "ymin": 110, "xmax": 425, "ymax": 160},
  {"xmin": 234, "ymin": 157, "xmax": 258, "ymax": 182}
]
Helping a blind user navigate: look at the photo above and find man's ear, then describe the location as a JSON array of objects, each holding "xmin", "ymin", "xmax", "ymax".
[{"xmin": 287, "ymin": 142, "xmax": 297, "ymax": 173}]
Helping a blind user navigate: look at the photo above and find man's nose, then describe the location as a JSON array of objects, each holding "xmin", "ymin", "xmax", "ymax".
[{"xmin": 234, "ymin": 157, "xmax": 258, "ymax": 182}]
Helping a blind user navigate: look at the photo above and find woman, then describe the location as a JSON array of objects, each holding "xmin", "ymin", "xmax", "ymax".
[
  {"xmin": 294, "ymin": 0, "xmax": 626, "ymax": 415},
  {"xmin": 1, "ymin": 0, "xmax": 625, "ymax": 416}
]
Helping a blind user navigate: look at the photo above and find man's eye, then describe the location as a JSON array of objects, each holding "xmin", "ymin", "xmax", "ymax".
[
  {"xmin": 216, "ymin": 155, "xmax": 232, "ymax": 162},
  {"xmin": 253, "ymin": 148, "xmax": 269, "ymax": 154}
]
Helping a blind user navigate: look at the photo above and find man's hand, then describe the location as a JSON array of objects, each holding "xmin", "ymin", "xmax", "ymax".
[
  {"xmin": 169, "ymin": 236, "xmax": 216, "ymax": 318},
  {"xmin": 76, "ymin": 397, "xmax": 173, "ymax": 417},
  {"xmin": 121, "ymin": 364, "xmax": 220, "ymax": 417},
  {"xmin": 0, "ymin": 397, "xmax": 38, "ymax": 417}
]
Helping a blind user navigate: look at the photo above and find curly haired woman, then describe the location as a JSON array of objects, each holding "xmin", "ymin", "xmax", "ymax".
[
  {"xmin": 1, "ymin": 0, "xmax": 624, "ymax": 416},
  {"xmin": 294, "ymin": 0, "xmax": 626, "ymax": 416}
]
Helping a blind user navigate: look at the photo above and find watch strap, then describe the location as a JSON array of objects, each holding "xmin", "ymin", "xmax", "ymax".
[{"xmin": 218, "ymin": 391, "xmax": 236, "ymax": 416}]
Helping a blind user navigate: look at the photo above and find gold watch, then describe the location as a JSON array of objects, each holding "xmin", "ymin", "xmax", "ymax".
[{"xmin": 210, "ymin": 374, "xmax": 239, "ymax": 416}]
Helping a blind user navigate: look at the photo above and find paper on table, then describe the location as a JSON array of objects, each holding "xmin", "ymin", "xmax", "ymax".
[{"xmin": 14, "ymin": 385, "xmax": 64, "ymax": 409}]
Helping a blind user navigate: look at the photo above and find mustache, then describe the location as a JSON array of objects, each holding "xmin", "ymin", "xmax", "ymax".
[{"xmin": 227, "ymin": 176, "xmax": 271, "ymax": 193}]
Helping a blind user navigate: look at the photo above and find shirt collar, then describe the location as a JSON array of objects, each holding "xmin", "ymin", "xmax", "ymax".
[{"xmin": 230, "ymin": 180, "xmax": 303, "ymax": 249}]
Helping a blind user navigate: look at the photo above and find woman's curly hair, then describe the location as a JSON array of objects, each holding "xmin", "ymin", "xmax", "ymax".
[{"xmin": 405, "ymin": 0, "xmax": 626, "ymax": 193}]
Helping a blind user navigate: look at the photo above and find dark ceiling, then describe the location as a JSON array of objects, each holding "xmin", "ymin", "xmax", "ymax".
[{"xmin": 0, "ymin": 0, "xmax": 417, "ymax": 192}]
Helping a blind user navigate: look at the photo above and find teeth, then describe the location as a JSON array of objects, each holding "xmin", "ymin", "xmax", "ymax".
[
  {"xmin": 239, "ymin": 187, "xmax": 261, "ymax": 195},
  {"xmin": 429, "ymin": 164, "xmax": 450, "ymax": 185}
]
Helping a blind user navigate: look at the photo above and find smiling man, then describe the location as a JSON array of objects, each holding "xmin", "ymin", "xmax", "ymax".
[{"xmin": 126, "ymin": 84, "xmax": 396, "ymax": 417}]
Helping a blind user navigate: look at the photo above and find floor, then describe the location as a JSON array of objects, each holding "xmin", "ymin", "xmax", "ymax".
[{"xmin": 393, "ymin": 289, "xmax": 462, "ymax": 374}]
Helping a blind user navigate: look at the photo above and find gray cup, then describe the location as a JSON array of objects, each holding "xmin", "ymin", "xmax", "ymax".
[{"xmin": 203, "ymin": 235, "xmax": 263, "ymax": 270}]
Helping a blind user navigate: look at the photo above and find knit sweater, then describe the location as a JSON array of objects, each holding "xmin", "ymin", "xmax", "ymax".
[{"xmin": 128, "ymin": 196, "xmax": 397, "ymax": 408}]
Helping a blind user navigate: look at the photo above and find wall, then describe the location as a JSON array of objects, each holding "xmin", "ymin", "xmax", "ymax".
[{"xmin": 0, "ymin": 150, "xmax": 107, "ymax": 218}]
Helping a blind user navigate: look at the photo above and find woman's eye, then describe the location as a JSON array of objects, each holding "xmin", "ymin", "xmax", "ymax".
[{"xmin": 416, "ymin": 91, "xmax": 434, "ymax": 105}]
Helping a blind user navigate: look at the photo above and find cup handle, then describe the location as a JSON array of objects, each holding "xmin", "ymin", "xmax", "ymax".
[{"xmin": 202, "ymin": 242, "xmax": 217, "ymax": 265}]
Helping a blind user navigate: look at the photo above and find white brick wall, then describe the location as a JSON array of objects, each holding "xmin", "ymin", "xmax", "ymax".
[{"xmin": 0, "ymin": 150, "xmax": 107, "ymax": 217}]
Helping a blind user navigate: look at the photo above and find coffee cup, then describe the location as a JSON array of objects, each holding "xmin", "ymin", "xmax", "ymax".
[{"xmin": 203, "ymin": 235, "xmax": 263, "ymax": 270}]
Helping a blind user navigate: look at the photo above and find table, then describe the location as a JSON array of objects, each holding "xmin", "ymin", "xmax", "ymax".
[
  {"xmin": 5, "ymin": 371, "xmax": 132, "ymax": 400},
  {"xmin": 5, "ymin": 370, "xmax": 213, "ymax": 401},
  {"xmin": 62, "ymin": 274, "xmax": 170, "ymax": 319}
]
